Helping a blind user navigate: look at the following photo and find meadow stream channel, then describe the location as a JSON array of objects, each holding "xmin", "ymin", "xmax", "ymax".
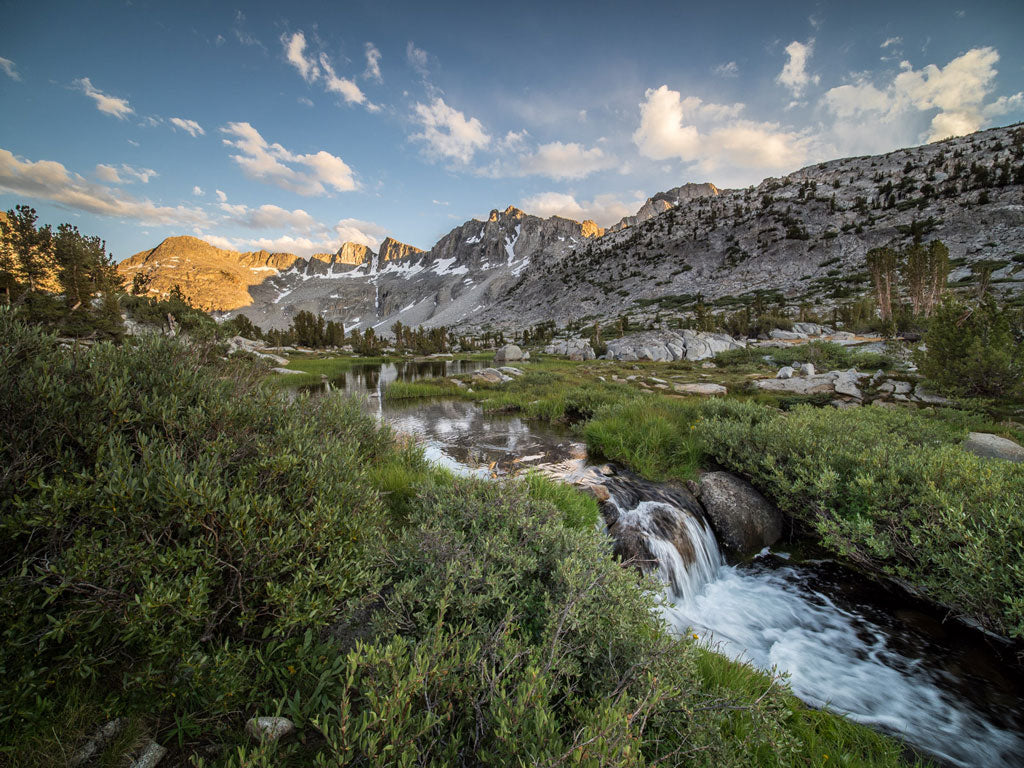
[{"xmin": 294, "ymin": 359, "xmax": 1024, "ymax": 767}]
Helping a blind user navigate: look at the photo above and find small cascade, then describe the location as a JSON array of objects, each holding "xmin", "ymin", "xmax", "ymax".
[{"xmin": 600, "ymin": 474, "xmax": 723, "ymax": 602}]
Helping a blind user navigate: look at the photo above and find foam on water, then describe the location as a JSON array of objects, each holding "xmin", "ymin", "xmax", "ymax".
[{"xmin": 661, "ymin": 558, "xmax": 1024, "ymax": 767}]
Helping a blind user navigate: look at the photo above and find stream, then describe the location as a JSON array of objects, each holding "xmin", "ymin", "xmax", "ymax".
[{"xmin": 295, "ymin": 360, "xmax": 1024, "ymax": 767}]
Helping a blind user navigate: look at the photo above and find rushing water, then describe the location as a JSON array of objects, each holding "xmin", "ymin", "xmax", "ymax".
[{"xmin": 294, "ymin": 363, "xmax": 1024, "ymax": 767}]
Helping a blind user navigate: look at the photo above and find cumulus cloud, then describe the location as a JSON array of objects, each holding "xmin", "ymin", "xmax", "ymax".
[
  {"xmin": 170, "ymin": 117, "xmax": 205, "ymax": 137},
  {"xmin": 633, "ymin": 85, "xmax": 813, "ymax": 176},
  {"xmin": 364, "ymin": 42, "xmax": 382, "ymax": 82},
  {"xmin": 193, "ymin": 186, "xmax": 204, "ymax": 196},
  {"xmin": 95, "ymin": 163, "xmax": 156, "ymax": 184},
  {"xmin": 822, "ymin": 46, "xmax": 1023, "ymax": 143},
  {"xmin": 411, "ymin": 98, "xmax": 490, "ymax": 163},
  {"xmin": 777, "ymin": 40, "xmax": 819, "ymax": 97},
  {"xmin": 519, "ymin": 191, "xmax": 646, "ymax": 227},
  {"xmin": 75, "ymin": 77, "xmax": 134, "ymax": 119},
  {"xmin": 0, "ymin": 148, "xmax": 208, "ymax": 227},
  {"xmin": 283, "ymin": 31, "xmax": 319, "ymax": 82},
  {"xmin": 0, "ymin": 57, "xmax": 20, "ymax": 81},
  {"xmin": 220, "ymin": 122, "xmax": 357, "ymax": 195},
  {"xmin": 215, "ymin": 189, "xmax": 227, "ymax": 202}
]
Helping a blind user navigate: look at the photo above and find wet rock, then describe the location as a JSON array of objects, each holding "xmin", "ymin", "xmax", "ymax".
[
  {"xmin": 246, "ymin": 716, "xmax": 295, "ymax": 743},
  {"xmin": 963, "ymin": 432, "xmax": 1024, "ymax": 463},
  {"xmin": 494, "ymin": 344, "xmax": 525, "ymax": 362},
  {"xmin": 696, "ymin": 472, "xmax": 783, "ymax": 555},
  {"xmin": 674, "ymin": 382, "xmax": 727, "ymax": 396}
]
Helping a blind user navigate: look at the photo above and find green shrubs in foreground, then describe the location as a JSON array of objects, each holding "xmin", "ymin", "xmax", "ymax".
[
  {"xmin": 0, "ymin": 312, "xmax": 916, "ymax": 766},
  {"xmin": 700, "ymin": 403, "xmax": 1024, "ymax": 638}
]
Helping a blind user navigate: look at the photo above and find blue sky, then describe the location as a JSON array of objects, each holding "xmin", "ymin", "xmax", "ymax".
[{"xmin": 1, "ymin": 0, "xmax": 1022, "ymax": 261}]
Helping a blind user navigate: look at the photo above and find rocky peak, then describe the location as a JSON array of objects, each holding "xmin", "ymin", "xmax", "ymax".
[
  {"xmin": 334, "ymin": 242, "xmax": 374, "ymax": 266},
  {"xmin": 488, "ymin": 205, "xmax": 525, "ymax": 223},
  {"xmin": 378, "ymin": 237, "xmax": 423, "ymax": 263},
  {"xmin": 610, "ymin": 182, "xmax": 720, "ymax": 232}
]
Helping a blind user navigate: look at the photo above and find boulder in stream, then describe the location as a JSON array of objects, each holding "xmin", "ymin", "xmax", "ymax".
[{"xmin": 695, "ymin": 472, "xmax": 783, "ymax": 555}]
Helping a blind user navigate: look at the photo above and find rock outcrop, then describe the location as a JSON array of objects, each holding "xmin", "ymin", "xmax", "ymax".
[
  {"xmin": 605, "ymin": 330, "xmax": 744, "ymax": 362},
  {"xmin": 544, "ymin": 338, "xmax": 596, "ymax": 360}
]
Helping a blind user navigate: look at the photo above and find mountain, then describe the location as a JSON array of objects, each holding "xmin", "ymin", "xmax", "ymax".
[
  {"xmin": 118, "ymin": 236, "xmax": 303, "ymax": 311},
  {"xmin": 474, "ymin": 123, "xmax": 1024, "ymax": 329},
  {"xmin": 120, "ymin": 123, "xmax": 1024, "ymax": 332},
  {"xmin": 607, "ymin": 183, "xmax": 720, "ymax": 232},
  {"xmin": 220, "ymin": 205, "xmax": 604, "ymax": 330}
]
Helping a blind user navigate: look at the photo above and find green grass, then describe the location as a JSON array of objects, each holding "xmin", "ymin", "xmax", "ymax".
[{"xmin": 384, "ymin": 379, "xmax": 482, "ymax": 401}]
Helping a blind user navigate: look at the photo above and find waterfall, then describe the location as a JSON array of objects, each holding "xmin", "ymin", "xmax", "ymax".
[{"xmin": 601, "ymin": 477, "xmax": 724, "ymax": 602}]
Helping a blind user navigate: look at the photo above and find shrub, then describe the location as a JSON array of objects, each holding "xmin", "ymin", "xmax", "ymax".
[
  {"xmin": 917, "ymin": 295, "xmax": 1024, "ymax": 398},
  {"xmin": 699, "ymin": 403, "xmax": 1024, "ymax": 637}
]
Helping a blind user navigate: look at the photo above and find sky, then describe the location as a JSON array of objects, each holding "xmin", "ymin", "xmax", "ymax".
[{"xmin": 1, "ymin": 0, "xmax": 1023, "ymax": 261}]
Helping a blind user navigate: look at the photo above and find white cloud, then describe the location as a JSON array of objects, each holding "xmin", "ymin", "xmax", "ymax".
[
  {"xmin": 777, "ymin": 40, "xmax": 819, "ymax": 97},
  {"xmin": 822, "ymin": 46, "xmax": 1023, "ymax": 143},
  {"xmin": 223, "ymin": 202, "xmax": 319, "ymax": 233},
  {"xmin": 215, "ymin": 189, "xmax": 227, "ymax": 202},
  {"xmin": 200, "ymin": 233, "xmax": 237, "ymax": 251},
  {"xmin": 714, "ymin": 61, "xmax": 739, "ymax": 78},
  {"xmin": 519, "ymin": 191, "xmax": 646, "ymax": 227},
  {"xmin": 74, "ymin": 77, "xmax": 134, "ymax": 119},
  {"xmin": 633, "ymin": 85, "xmax": 814, "ymax": 176},
  {"xmin": 411, "ymin": 98, "xmax": 490, "ymax": 163},
  {"xmin": 484, "ymin": 141, "xmax": 616, "ymax": 180},
  {"xmin": 881, "ymin": 37, "xmax": 902, "ymax": 49},
  {"xmin": 520, "ymin": 142, "xmax": 615, "ymax": 179},
  {"xmin": 0, "ymin": 148, "xmax": 209, "ymax": 228},
  {"xmin": 298, "ymin": 96, "xmax": 314, "ymax": 107},
  {"xmin": 364, "ymin": 42, "xmax": 382, "ymax": 82},
  {"xmin": 170, "ymin": 117, "xmax": 205, "ymax": 137},
  {"xmin": 95, "ymin": 164, "xmax": 121, "ymax": 183},
  {"xmin": 283, "ymin": 31, "xmax": 319, "ymax": 83},
  {"xmin": 95, "ymin": 163, "xmax": 156, "ymax": 184},
  {"xmin": 319, "ymin": 53, "xmax": 379, "ymax": 111},
  {"xmin": 407, "ymin": 42, "xmax": 429, "ymax": 77},
  {"xmin": 193, "ymin": 186, "xmax": 204, "ymax": 196},
  {"xmin": 0, "ymin": 57, "xmax": 20, "ymax": 81},
  {"xmin": 220, "ymin": 122, "xmax": 357, "ymax": 195}
]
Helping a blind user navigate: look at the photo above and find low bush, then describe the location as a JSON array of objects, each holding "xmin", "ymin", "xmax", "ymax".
[
  {"xmin": 0, "ymin": 312, "xmax": 917, "ymax": 766},
  {"xmin": 698, "ymin": 403, "xmax": 1024, "ymax": 637}
]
